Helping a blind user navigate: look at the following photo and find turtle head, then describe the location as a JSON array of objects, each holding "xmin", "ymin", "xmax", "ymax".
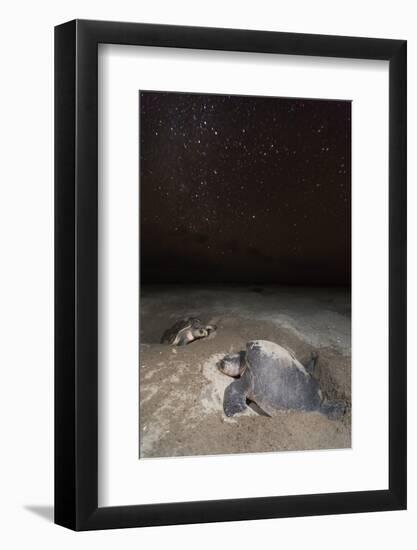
[
  {"xmin": 191, "ymin": 323, "xmax": 216, "ymax": 340},
  {"xmin": 218, "ymin": 351, "xmax": 247, "ymax": 377},
  {"xmin": 192, "ymin": 327, "xmax": 209, "ymax": 339}
]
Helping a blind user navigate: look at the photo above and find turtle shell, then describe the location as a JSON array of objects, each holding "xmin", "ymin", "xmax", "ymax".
[
  {"xmin": 245, "ymin": 340, "xmax": 322, "ymax": 412},
  {"xmin": 160, "ymin": 317, "xmax": 202, "ymax": 345}
]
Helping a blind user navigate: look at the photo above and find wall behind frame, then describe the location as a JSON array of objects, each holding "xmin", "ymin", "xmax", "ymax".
[{"xmin": 0, "ymin": 1, "xmax": 414, "ymax": 549}]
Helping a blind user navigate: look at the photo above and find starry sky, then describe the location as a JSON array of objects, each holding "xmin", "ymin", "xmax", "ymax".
[{"xmin": 140, "ymin": 91, "xmax": 351, "ymax": 285}]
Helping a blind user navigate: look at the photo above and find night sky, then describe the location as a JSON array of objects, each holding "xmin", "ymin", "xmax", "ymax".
[{"xmin": 140, "ymin": 91, "xmax": 351, "ymax": 285}]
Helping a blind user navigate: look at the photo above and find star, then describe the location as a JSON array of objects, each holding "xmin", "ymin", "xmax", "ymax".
[{"xmin": 140, "ymin": 90, "xmax": 350, "ymax": 284}]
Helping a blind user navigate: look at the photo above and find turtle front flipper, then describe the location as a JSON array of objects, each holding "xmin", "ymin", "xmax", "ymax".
[
  {"xmin": 176, "ymin": 329, "xmax": 195, "ymax": 346},
  {"xmin": 223, "ymin": 377, "xmax": 250, "ymax": 417},
  {"xmin": 320, "ymin": 399, "xmax": 347, "ymax": 420},
  {"xmin": 250, "ymin": 399, "xmax": 275, "ymax": 417},
  {"xmin": 303, "ymin": 351, "xmax": 319, "ymax": 375}
]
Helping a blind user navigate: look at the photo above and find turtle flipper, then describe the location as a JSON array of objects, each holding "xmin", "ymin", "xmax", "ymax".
[
  {"xmin": 177, "ymin": 332, "xmax": 192, "ymax": 345},
  {"xmin": 223, "ymin": 378, "xmax": 250, "ymax": 417},
  {"xmin": 320, "ymin": 399, "xmax": 347, "ymax": 420},
  {"xmin": 176, "ymin": 329, "xmax": 195, "ymax": 346},
  {"xmin": 251, "ymin": 400, "xmax": 275, "ymax": 417},
  {"xmin": 304, "ymin": 351, "xmax": 318, "ymax": 375}
]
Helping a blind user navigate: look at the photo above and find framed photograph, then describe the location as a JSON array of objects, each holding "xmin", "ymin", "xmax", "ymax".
[{"xmin": 55, "ymin": 20, "xmax": 406, "ymax": 530}]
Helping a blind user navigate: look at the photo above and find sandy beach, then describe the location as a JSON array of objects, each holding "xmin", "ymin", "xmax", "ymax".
[{"xmin": 139, "ymin": 285, "xmax": 351, "ymax": 458}]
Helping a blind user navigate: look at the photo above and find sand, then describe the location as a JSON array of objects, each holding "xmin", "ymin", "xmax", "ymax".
[{"xmin": 139, "ymin": 285, "xmax": 351, "ymax": 458}]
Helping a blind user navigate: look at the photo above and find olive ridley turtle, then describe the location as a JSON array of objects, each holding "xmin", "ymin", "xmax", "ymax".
[
  {"xmin": 161, "ymin": 317, "xmax": 216, "ymax": 346},
  {"xmin": 219, "ymin": 340, "xmax": 347, "ymax": 419}
]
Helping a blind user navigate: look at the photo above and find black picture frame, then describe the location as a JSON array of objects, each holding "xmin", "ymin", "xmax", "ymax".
[{"xmin": 55, "ymin": 19, "xmax": 407, "ymax": 531}]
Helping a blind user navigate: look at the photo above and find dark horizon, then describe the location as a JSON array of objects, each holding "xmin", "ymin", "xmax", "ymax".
[{"xmin": 140, "ymin": 91, "xmax": 351, "ymax": 286}]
